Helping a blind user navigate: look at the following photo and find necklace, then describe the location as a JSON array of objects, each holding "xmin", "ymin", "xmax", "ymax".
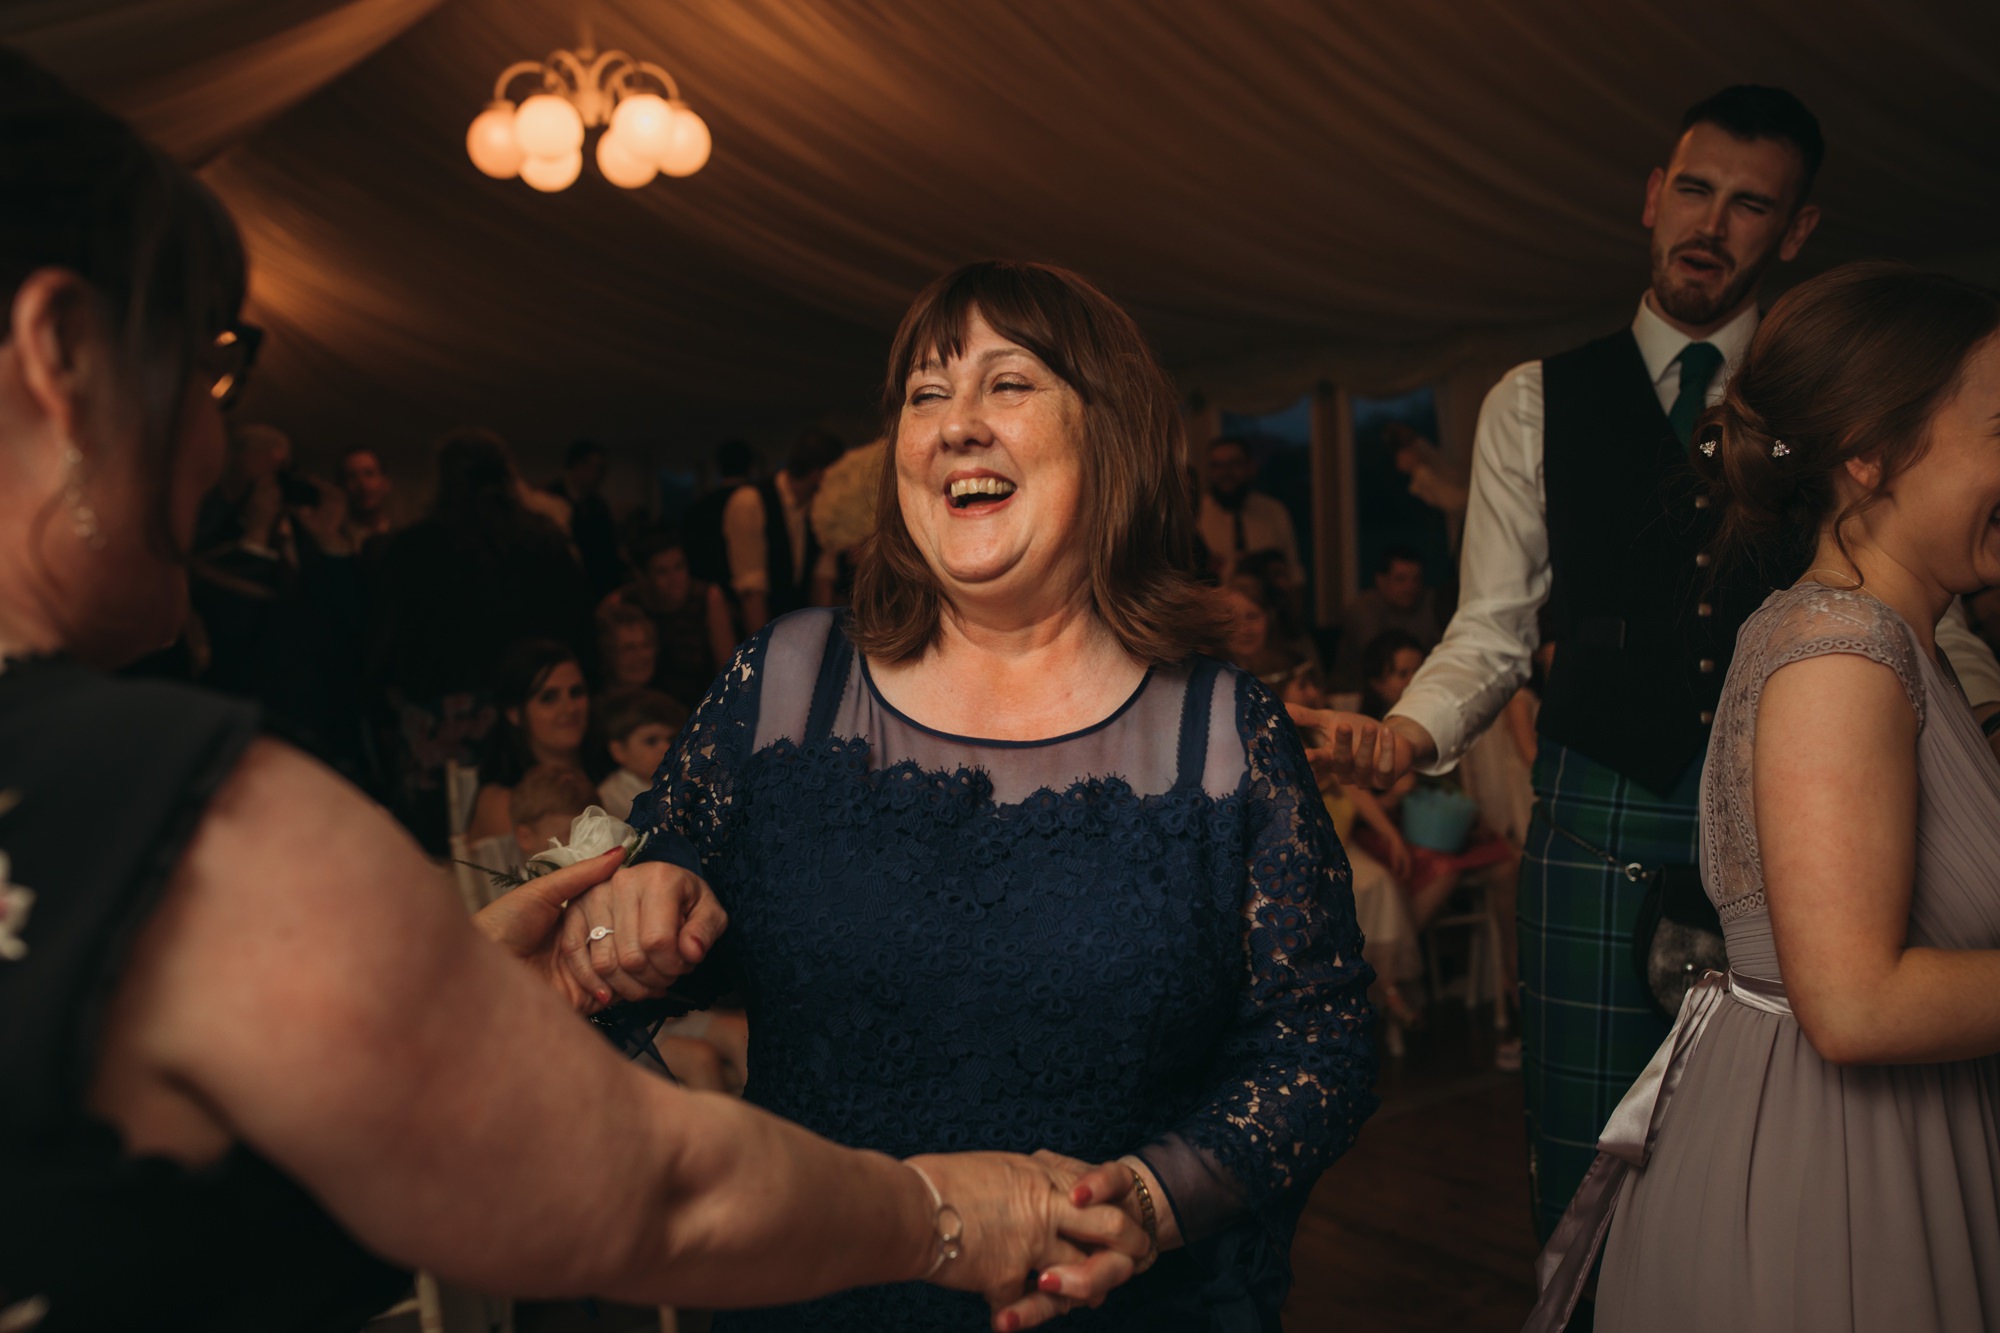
[{"xmin": 1797, "ymin": 567, "xmax": 1863, "ymax": 591}]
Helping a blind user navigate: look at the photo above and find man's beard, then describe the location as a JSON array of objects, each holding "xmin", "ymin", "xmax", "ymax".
[
  {"xmin": 1650, "ymin": 236, "xmax": 1769, "ymax": 328},
  {"xmin": 1209, "ymin": 482, "xmax": 1252, "ymax": 510}
]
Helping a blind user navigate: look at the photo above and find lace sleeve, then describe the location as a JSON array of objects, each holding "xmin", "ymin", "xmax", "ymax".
[
  {"xmin": 1137, "ymin": 674, "xmax": 1380, "ymax": 1248},
  {"xmin": 1755, "ymin": 587, "xmax": 1926, "ymax": 726},
  {"xmin": 627, "ymin": 626, "xmax": 769, "ymax": 876}
]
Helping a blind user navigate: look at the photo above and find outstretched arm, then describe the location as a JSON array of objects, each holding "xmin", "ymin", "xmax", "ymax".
[{"xmin": 86, "ymin": 740, "xmax": 1139, "ymax": 1320}]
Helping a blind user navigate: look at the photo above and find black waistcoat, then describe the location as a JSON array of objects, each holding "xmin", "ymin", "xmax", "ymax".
[
  {"xmin": 1538, "ymin": 330, "xmax": 1767, "ymax": 795},
  {"xmin": 758, "ymin": 477, "xmax": 821, "ymax": 617}
]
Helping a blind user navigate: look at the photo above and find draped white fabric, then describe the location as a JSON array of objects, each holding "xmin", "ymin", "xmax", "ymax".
[{"xmin": 7, "ymin": 0, "xmax": 1997, "ymax": 468}]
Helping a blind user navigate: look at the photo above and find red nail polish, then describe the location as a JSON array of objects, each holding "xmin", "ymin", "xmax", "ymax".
[
  {"xmin": 996, "ymin": 1313, "xmax": 1018, "ymax": 1333},
  {"xmin": 1071, "ymin": 1184, "xmax": 1092, "ymax": 1206},
  {"xmin": 1038, "ymin": 1272, "xmax": 1063, "ymax": 1294}
]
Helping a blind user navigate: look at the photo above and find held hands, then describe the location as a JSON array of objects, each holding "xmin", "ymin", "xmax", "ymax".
[
  {"xmin": 908, "ymin": 1151, "xmax": 1151, "ymax": 1331},
  {"xmin": 472, "ymin": 851, "xmax": 727, "ymax": 1014},
  {"xmin": 1286, "ymin": 705, "xmax": 1435, "ymax": 793}
]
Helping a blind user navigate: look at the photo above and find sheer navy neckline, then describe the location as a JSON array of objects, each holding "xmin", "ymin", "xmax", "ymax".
[{"xmin": 855, "ymin": 653, "xmax": 1158, "ymax": 750}]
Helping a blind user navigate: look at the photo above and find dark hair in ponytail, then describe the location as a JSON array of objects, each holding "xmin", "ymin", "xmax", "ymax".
[{"xmin": 1699, "ymin": 262, "xmax": 2000, "ymax": 585}]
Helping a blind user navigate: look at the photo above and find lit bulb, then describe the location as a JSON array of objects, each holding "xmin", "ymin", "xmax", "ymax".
[
  {"xmin": 595, "ymin": 127, "xmax": 658, "ymax": 189},
  {"xmin": 520, "ymin": 149, "xmax": 583, "ymax": 192},
  {"xmin": 514, "ymin": 93, "xmax": 584, "ymax": 159},
  {"xmin": 610, "ymin": 92, "xmax": 674, "ymax": 159},
  {"xmin": 466, "ymin": 101, "xmax": 523, "ymax": 178},
  {"xmin": 656, "ymin": 102, "xmax": 712, "ymax": 177}
]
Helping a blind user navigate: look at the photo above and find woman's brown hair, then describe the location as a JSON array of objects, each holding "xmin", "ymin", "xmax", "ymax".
[
  {"xmin": 1701, "ymin": 261, "xmax": 2000, "ymax": 583},
  {"xmin": 849, "ymin": 260, "xmax": 1230, "ymax": 665},
  {"xmin": 1, "ymin": 47, "xmax": 248, "ymax": 563}
]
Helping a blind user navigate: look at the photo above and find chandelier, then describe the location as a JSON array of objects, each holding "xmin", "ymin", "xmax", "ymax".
[{"xmin": 466, "ymin": 44, "xmax": 711, "ymax": 192}]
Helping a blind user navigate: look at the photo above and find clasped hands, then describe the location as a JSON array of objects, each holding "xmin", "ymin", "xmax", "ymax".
[
  {"xmin": 471, "ymin": 849, "xmax": 724, "ymax": 1014},
  {"xmin": 1287, "ymin": 704, "xmax": 1435, "ymax": 792}
]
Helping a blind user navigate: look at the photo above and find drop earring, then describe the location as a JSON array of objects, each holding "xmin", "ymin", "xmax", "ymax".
[{"xmin": 62, "ymin": 446, "xmax": 104, "ymax": 548}]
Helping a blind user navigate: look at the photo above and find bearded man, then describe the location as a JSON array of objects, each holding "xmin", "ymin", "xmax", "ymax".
[{"xmin": 1300, "ymin": 85, "xmax": 2000, "ymax": 1269}]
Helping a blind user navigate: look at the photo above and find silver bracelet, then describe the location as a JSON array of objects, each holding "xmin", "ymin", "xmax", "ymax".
[{"xmin": 901, "ymin": 1160, "xmax": 964, "ymax": 1279}]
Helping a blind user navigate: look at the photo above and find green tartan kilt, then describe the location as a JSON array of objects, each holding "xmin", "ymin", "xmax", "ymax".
[{"xmin": 1517, "ymin": 738, "xmax": 1700, "ymax": 1243}]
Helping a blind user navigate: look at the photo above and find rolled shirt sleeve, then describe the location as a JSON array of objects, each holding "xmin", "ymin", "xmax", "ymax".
[
  {"xmin": 1390, "ymin": 361, "xmax": 1546, "ymax": 772},
  {"xmin": 1939, "ymin": 598, "xmax": 2000, "ymax": 711}
]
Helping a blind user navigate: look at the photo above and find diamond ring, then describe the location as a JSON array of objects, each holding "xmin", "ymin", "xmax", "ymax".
[{"xmin": 588, "ymin": 926, "xmax": 614, "ymax": 942}]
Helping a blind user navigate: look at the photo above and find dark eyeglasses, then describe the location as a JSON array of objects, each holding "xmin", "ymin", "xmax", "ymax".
[{"xmin": 203, "ymin": 322, "xmax": 264, "ymax": 411}]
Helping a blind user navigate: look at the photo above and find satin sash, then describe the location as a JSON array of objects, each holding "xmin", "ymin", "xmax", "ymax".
[{"xmin": 1522, "ymin": 969, "xmax": 1794, "ymax": 1332}]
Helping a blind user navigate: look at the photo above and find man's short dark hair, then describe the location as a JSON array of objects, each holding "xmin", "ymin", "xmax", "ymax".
[
  {"xmin": 632, "ymin": 529, "xmax": 684, "ymax": 568},
  {"xmin": 1374, "ymin": 543, "xmax": 1425, "ymax": 577},
  {"xmin": 1208, "ymin": 436, "xmax": 1251, "ymax": 457},
  {"xmin": 786, "ymin": 428, "xmax": 846, "ymax": 477},
  {"xmin": 1681, "ymin": 85, "xmax": 1825, "ymax": 201},
  {"xmin": 340, "ymin": 445, "xmax": 383, "ymax": 470},
  {"xmin": 566, "ymin": 438, "xmax": 607, "ymax": 468},
  {"xmin": 715, "ymin": 437, "xmax": 753, "ymax": 478}
]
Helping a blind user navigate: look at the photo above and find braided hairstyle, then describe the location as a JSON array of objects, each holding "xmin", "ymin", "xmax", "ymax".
[{"xmin": 1698, "ymin": 262, "xmax": 2000, "ymax": 586}]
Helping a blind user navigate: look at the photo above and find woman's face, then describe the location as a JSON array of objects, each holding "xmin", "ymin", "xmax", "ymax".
[
  {"xmin": 515, "ymin": 660, "xmax": 589, "ymax": 756},
  {"xmin": 1222, "ymin": 588, "xmax": 1269, "ymax": 660},
  {"xmin": 1865, "ymin": 336, "xmax": 2000, "ymax": 596},
  {"xmin": 608, "ymin": 624, "xmax": 656, "ymax": 689},
  {"xmin": 1371, "ymin": 647, "xmax": 1426, "ymax": 708},
  {"xmin": 646, "ymin": 547, "xmax": 691, "ymax": 605},
  {"xmin": 895, "ymin": 309, "xmax": 1088, "ymax": 612}
]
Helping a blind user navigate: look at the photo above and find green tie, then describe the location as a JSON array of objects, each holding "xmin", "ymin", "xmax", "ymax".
[{"xmin": 1668, "ymin": 341, "xmax": 1724, "ymax": 448}]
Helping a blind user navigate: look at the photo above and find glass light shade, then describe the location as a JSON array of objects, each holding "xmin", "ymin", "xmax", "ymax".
[
  {"xmin": 610, "ymin": 92, "xmax": 674, "ymax": 159},
  {"xmin": 520, "ymin": 149, "xmax": 584, "ymax": 192},
  {"xmin": 514, "ymin": 93, "xmax": 585, "ymax": 159},
  {"xmin": 656, "ymin": 102, "xmax": 712, "ymax": 177},
  {"xmin": 595, "ymin": 127, "xmax": 659, "ymax": 189},
  {"xmin": 466, "ymin": 101, "xmax": 523, "ymax": 178}
]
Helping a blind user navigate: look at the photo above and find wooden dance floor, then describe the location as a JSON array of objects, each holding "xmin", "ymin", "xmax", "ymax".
[{"xmin": 513, "ymin": 1013, "xmax": 1538, "ymax": 1333}]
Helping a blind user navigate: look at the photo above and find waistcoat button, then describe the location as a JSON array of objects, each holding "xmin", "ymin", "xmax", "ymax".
[
  {"xmin": 1694, "ymin": 495, "xmax": 1712, "ymax": 510},
  {"xmin": 1697, "ymin": 602, "xmax": 1714, "ymax": 617},
  {"xmin": 1694, "ymin": 552, "xmax": 1713, "ymax": 568},
  {"xmin": 1699, "ymin": 658, "xmax": 1716, "ymax": 673},
  {"xmin": 1699, "ymin": 710, "xmax": 1715, "ymax": 725}
]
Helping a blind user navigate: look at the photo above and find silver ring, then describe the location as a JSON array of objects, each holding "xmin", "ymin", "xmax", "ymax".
[{"xmin": 588, "ymin": 926, "xmax": 614, "ymax": 942}]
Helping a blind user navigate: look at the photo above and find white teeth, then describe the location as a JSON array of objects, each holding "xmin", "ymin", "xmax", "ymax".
[{"xmin": 948, "ymin": 477, "xmax": 1017, "ymax": 502}]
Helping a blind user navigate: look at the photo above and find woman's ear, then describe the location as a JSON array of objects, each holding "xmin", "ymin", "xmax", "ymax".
[
  {"xmin": 1844, "ymin": 453, "xmax": 1884, "ymax": 492},
  {"xmin": 8, "ymin": 267, "xmax": 109, "ymax": 445}
]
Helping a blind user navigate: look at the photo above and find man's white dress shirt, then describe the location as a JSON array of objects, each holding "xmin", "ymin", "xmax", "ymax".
[
  {"xmin": 1392, "ymin": 295, "xmax": 2000, "ymax": 772},
  {"xmin": 1198, "ymin": 491, "xmax": 1303, "ymax": 583}
]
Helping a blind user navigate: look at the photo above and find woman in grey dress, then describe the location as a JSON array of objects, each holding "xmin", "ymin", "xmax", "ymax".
[{"xmin": 1529, "ymin": 262, "xmax": 2000, "ymax": 1331}]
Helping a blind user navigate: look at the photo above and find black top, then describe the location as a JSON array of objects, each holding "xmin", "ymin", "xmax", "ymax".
[
  {"xmin": 1538, "ymin": 330, "xmax": 1768, "ymax": 795},
  {"xmin": 0, "ymin": 659, "xmax": 409, "ymax": 1330}
]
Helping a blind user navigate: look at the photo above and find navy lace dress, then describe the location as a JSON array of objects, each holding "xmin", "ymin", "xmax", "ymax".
[{"xmin": 629, "ymin": 611, "xmax": 1377, "ymax": 1331}]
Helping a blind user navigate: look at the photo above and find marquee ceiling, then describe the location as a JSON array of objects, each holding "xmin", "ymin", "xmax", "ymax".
[{"xmin": 10, "ymin": 0, "xmax": 1998, "ymax": 466}]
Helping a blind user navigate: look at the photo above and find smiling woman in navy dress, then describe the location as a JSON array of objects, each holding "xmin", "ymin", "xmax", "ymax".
[{"xmin": 619, "ymin": 260, "xmax": 1379, "ymax": 1331}]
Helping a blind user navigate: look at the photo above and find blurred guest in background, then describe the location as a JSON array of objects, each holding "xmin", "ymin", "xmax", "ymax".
[
  {"xmin": 685, "ymin": 436, "xmax": 756, "ymax": 589},
  {"xmin": 339, "ymin": 445, "xmax": 398, "ymax": 548},
  {"xmin": 598, "ymin": 600, "xmax": 660, "ymax": 698},
  {"xmin": 551, "ymin": 437, "xmax": 627, "ymax": 597},
  {"xmin": 1196, "ymin": 436, "xmax": 1302, "ymax": 587},
  {"xmin": 1332, "ymin": 544, "xmax": 1440, "ymax": 692},
  {"xmin": 368, "ymin": 432, "xmax": 593, "ymax": 847},
  {"xmin": 596, "ymin": 688, "xmax": 686, "ymax": 821},
  {"xmin": 724, "ymin": 428, "xmax": 846, "ymax": 634},
  {"xmin": 467, "ymin": 639, "xmax": 597, "ymax": 844},
  {"xmin": 607, "ymin": 532, "xmax": 735, "ymax": 707}
]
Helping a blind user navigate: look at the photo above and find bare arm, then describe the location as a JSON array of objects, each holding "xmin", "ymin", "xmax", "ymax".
[
  {"xmin": 1504, "ymin": 688, "xmax": 1539, "ymax": 768},
  {"xmin": 466, "ymin": 781, "xmax": 513, "ymax": 842},
  {"xmin": 1757, "ymin": 655, "xmax": 2000, "ymax": 1065},
  {"xmin": 86, "ymin": 740, "xmax": 1136, "ymax": 1313}
]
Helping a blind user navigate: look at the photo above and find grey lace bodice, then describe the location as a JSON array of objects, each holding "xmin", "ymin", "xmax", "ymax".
[{"xmin": 1699, "ymin": 583, "xmax": 2000, "ymax": 979}]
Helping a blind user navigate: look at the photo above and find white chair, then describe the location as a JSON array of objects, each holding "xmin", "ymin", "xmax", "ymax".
[{"xmin": 1421, "ymin": 870, "xmax": 1510, "ymax": 1029}]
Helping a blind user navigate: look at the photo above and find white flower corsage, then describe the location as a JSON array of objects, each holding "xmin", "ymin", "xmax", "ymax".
[{"xmin": 467, "ymin": 806, "xmax": 649, "ymax": 891}]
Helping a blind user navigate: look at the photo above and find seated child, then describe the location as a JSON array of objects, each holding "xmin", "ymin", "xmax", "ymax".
[
  {"xmin": 597, "ymin": 601, "xmax": 659, "ymax": 697},
  {"xmin": 509, "ymin": 764, "xmax": 602, "ymax": 863},
  {"xmin": 1353, "ymin": 630, "xmax": 1512, "ymax": 934},
  {"xmin": 596, "ymin": 689, "xmax": 688, "ymax": 821}
]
